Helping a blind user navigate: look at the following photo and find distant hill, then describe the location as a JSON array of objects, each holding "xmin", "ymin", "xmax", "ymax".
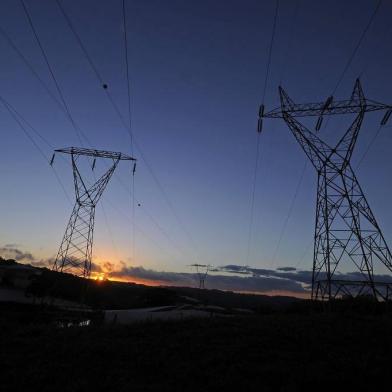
[{"xmin": 0, "ymin": 257, "xmax": 301, "ymax": 311}]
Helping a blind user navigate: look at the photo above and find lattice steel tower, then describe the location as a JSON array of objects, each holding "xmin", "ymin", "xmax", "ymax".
[
  {"xmin": 261, "ymin": 80, "xmax": 392, "ymax": 300},
  {"xmin": 190, "ymin": 264, "xmax": 212, "ymax": 289},
  {"xmin": 52, "ymin": 147, "xmax": 135, "ymax": 278}
]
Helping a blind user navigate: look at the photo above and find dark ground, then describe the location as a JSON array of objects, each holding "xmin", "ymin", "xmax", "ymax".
[{"xmin": 1, "ymin": 302, "xmax": 391, "ymax": 391}]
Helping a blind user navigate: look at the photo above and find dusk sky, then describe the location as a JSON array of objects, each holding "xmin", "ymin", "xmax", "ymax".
[{"xmin": 1, "ymin": 0, "xmax": 392, "ymax": 294}]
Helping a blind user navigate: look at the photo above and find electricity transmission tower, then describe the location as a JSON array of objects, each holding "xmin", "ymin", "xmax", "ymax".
[
  {"xmin": 52, "ymin": 147, "xmax": 135, "ymax": 278},
  {"xmin": 190, "ymin": 264, "xmax": 212, "ymax": 289},
  {"xmin": 261, "ymin": 79, "xmax": 392, "ymax": 300}
]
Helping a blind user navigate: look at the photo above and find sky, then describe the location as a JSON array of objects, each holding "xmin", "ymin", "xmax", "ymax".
[{"xmin": 1, "ymin": 0, "xmax": 392, "ymax": 296}]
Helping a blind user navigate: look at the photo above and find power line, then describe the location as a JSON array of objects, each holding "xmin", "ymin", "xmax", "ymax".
[
  {"xmin": 122, "ymin": 0, "xmax": 136, "ymax": 262},
  {"xmin": 332, "ymin": 0, "xmax": 382, "ymax": 95},
  {"xmin": 0, "ymin": 25, "xmax": 64, "ymax": 112},
  {"xmin": 58, "ymin": 0, "xmax": 135, "ymax": 262},
  {"xmin": 356, "ymin": 124, "xmax": 383, "ymax": 169},
  {"xmin": 14, "ymin": 0, "xmax": 196, "ymax": 265},
  {"xmin": 3, "ymin": 93, "xmax": 184, "ymax": 264},
  {"xmin": 271, "ymin": 0, "xmax": 306, "ymax": 267},
  {"xmin": 246, "ymin": 0, "xmax": 280, "ymax": 265},
  {"xmin": 55, "ymin": 0, "xmax": 105, "ymax": 87},
  {"xmin": 294, "ymin": 238, "xmax": 313, "ymax": 269},
  {"xmin": 20, "ymin": 0, "xmax": 85, "ymax": 146},
  {"xmin": 261, "ymin": 0, "xmax": 280, "ymax": 104},
  {"xmin": 122, "ymin": 0, "xmax": 133, "ymax": 153},
  {"xmin": 0, "ymin": 95, "xmax": 72, "ymax": 205},
  {"xmin": 103, "ymin": 196, "xmax": 184, "ymax": 261},
  {"xmin": 279, "ymin": 0, "xmax": 300, "ymax": 85},
  {"xmin": 245, "ymin": 135, "xmax": 261, "ymax": 265},
  {"xmin": 1, "ymin": 22, "xmax": 194, "ymax": 266},
  {"xmin": 100, "ymin": 201, "xmax": 121, "ymax": 262},
  {"xmin": 3, "ymin": 2, "xmax": 198, "ymax": 267},
  {"xmin": 294, "ymin": 0, "xmax": 383, "ymax": 263},
  {"xmin": 20, "ymin": 0, "xmax": 139, "ymax": 263},
  {"xmin": 0, "ymin": 19, "xmax": 92, "ymax": 149},
  {"xmin": 54, "ymin": 0, "xmax": 200, "ymax": 263},
  {"xmin": 271, "ymin": 160, "xmax": 307, "ymax": 266},
  {"xmin": 110, "ymin": 174, "xmax": 193, "ymax": 261}
]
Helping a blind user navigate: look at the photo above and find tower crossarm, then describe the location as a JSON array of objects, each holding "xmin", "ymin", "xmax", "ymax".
[
  {"xmin": 263, "ymin": 99, "xmax": 390, "ymax": 119},
  {"xmin": 55, "ymin": 147, "xmax": 136, "ymax": 161}
]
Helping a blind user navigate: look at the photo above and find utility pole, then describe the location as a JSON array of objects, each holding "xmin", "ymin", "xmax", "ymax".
[
  {"xmin": 52, "ymin": 147, "xmax": 135, "ymax": 278},
  {"xmin": 261, "ymin": 80, "xmax": 392, "ymax": 300}
]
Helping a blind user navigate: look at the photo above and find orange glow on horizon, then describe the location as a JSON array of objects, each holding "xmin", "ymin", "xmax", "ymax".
[
  {"xmin": 90, "ymin": 270, "xmax": 164, "ymax": 286},
  {"xmin": 91, "ymin": 273, "xmax": 309, "ymax": 298},
  {"xmin": 89, "ymin": 262, "xmax": 310, "ymax": 299},
  {"xmin": 108, "ymin": 275, "xmax": 168, "ymax": 287}
]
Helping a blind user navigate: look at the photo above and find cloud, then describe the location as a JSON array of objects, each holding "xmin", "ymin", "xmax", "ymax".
[
  {"xmin": 217, "ymin": 265, "xmax": 313, "ymax": 283},
  {"xmin": 30, "ymin": 259, "xmax": 52, "ymax": 268},
  {"xmin": 110, "ymin": 266, "xmax": 195, "ymax": 285},
  {"xmin": 108, "ymin": 265, "xmax": 308, "ymax": 294},
  {"xmin": 4, "ymin": 243, "xmax": 20, "ymax": 248},
  {"xmin": 3, "ymin": 244, "xmax": 392, "ymax": 296},
  {"xmin": 217, "ymin": 264, "xmax": 392, "ymax": 286},
  {"xmin": 277, "ymin": 267, "xmax": 297, "ymax": 272},
  {"xmin": 0, "ymin": 245, "xmax": 53, "ymax": 268},
  {"xmin": 0, "ymin": 246, "xmax": 34, "ymax": 262},
  {"xmin": 91, "ymin": 261, "xmax": 103, "ymax": 273},
  {"xmin": 102, "ymin": 261, "xmax": 115, "ymax": 272}
]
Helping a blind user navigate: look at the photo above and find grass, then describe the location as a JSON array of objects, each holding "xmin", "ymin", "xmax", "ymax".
[{"xmin": 1, "ymin": 304, "xmax": 392, "ymax": 391}]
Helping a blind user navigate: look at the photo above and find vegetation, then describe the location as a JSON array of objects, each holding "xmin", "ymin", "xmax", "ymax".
[
  {"xmin": 2, "ymin": 258, "xmax": 392, "ymax": 390},
  {"xmin": 1, "ymin": 258, "xmax": 301, "ymax": 311},
  {"xmin": 1, "ymin": 302, "xmax": 392, "ymax": 391}
]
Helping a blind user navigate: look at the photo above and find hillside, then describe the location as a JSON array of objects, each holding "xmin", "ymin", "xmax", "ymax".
[
  {"xmin": 1, "ymin": 304, "xmax": 392, "ymax": 391},
  {"xmin": 0, "ymin": 258, "xmax": 301, "ymax": 312}
]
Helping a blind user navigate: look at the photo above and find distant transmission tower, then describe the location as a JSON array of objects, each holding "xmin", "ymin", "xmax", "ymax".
[
  {"xmin": 261, "ymin": 79, "xmax": 392, "ymax": 300},
  {"xmin": 190, "ymin": 264, "xmax": 212, "ymax": 289},
  {"xmin": 52, "ymin": 147, "xmax": 135, "ymax": 278}
]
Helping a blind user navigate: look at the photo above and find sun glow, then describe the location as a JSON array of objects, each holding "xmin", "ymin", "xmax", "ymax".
[{"xmin": 92, "ymin": 273, "xmax": 107, "ymax": 282}]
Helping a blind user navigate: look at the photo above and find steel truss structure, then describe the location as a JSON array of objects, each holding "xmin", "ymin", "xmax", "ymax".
[
  {"xmin": 52, "ymin": 147, "xmax": 135, "ymax": 278},
  {"xmin": 261, "ymin": 80, "xmax": 392, "ymax": 300},
  {"xmin": 190, "ymin": 264, "xmax": 212, "ymax": 289}
]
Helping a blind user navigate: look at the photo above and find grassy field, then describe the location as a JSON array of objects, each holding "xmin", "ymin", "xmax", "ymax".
[{"xmin": 1, "ymin": 303, "xmax": 392, "ymax": 391}]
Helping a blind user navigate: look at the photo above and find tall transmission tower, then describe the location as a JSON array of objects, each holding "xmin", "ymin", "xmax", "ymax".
[
  {"xmin": 52, "ymin": 147, "xmax": 135, "ymax": 278},
  {"xmin": 190, "ymin": 264, "xmax": 212, "ymax": 289},
  {"xmin": 261, "ymin": 79, "xmax": 392, "ymax": 300}
]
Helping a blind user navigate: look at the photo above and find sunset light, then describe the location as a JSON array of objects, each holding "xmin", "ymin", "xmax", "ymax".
[{"xmin": 1, "ymin": 0, "xmax": 392, "ymax": 390}]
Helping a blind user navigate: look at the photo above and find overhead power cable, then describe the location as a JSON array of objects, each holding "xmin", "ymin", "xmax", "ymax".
[
  {"xmin": 20, "ymin": 0, "xmax": 85, "ymax": 146},
  {"xmin": 54, "ymin": 0, "xmax": 200, "ymax": 263},
  {"xmin": 0, "ymin": 96, "xmax": 72, "ymax": 204},
  {"xmin": 55, "ymin": 0, "xmax": 105, "ymax": 87},
  {"xmin": 122, "ymin": 0, "xmax": 133, "ymax": 154},
  {"xmin": 0, "ymin": 28, "xmax": 194, "ymax": 265},
  {"xmin": 271, "ymin": 0, "xmax": 306, "ymax": 267},
  {"xmin": 332, "ymin": 0, "xmax": 382, "ymax": 95},
  {"xmin": 20, "ymin": 0, "xmax": 138, "ymax": 260},
  {"xmin": 261, "ymin": 0, "xmax": 280, "ymax": 105},
  {"xmin": 0, "ymin": 25, "xmax": 64, "ymax": 112},
  {"xmin": 246, "ymin": 0, "xmax": 279, "ymax": 265},
  {"xmin": 121, "ymin": 0, "xmax": 136, "ymax": 261},
  {"xmin": 3, "ymin": 93, "xmax": 185, "ymax": 263},
  {"xmin": 7, "ymin": 0, "xmax": 197, "ymax": 265},
  {"xmin": 356, "ymin": 124, "xmax": 383, "ymax": 169},
  {"xmin": 245, "ymin": 135, "xmax": 261, "ymax": 265},
  {"xmin": 279, "ymin": 0, "xmax": 299, "ymax": 85},
  {"xmin": 289, "ymin": 0, "xmax": 383, "ymax": 269},
  {"xmin": 271, "ymin": 160, "xmax": 307, "ymax": 266}
]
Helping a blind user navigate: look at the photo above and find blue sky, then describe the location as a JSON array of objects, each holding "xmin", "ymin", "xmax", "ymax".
[{"xmin": 1, "ymin": 0, "xmax": 392, "ymax": 291}]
